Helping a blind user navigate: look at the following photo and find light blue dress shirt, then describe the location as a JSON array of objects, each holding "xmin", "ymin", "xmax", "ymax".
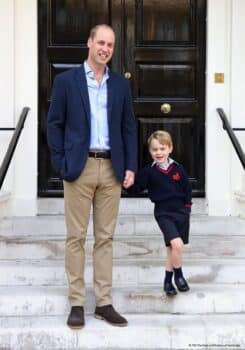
[{"xmin": 84, "ymin": 61, "xmax": 110, "ymax": 150}]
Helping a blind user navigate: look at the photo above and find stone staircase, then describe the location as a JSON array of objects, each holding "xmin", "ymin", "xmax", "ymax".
[{"xmin": 0, "ymin": 208, "xmax": 245, "ymax": 349}]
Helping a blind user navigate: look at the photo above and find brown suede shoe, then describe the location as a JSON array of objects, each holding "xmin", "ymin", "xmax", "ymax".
[
  {"xmin": 67, "ymin": 306, "xmax": 85, "ymax": 329},
  {"xmin": 94, "ymin": 304, "xmax": 128, "ymax": 327}
]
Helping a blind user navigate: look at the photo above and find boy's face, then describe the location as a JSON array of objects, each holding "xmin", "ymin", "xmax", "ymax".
[{"xmin": 149, "ymin": 138, "xmax": 172, "ymax": 165}]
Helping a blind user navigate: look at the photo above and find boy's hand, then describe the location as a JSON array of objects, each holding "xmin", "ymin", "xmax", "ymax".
[{"xmin": 123, "ymin": 170, "xmax": 135, "ymax": 188}]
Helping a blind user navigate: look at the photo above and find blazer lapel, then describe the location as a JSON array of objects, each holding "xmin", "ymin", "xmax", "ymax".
[
  {"xmin": 107, "ymin": 70, "xmax": 114, "ymax": 124},
  {"xmin": 75, "ymin": 65, "xmax": 91, "ymax": 125}
]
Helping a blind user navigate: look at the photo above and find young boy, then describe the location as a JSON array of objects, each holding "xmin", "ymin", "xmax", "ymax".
[{"xmin": 127, "ymin": 130, "xmax": 192, "ymax": 296}]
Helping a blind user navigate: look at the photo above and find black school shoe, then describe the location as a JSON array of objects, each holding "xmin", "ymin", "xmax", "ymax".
[
  {"xmin": 164, "ymin": 281, "xmax": 177, "ymax": 296},
  {"xmin": 67, "ymin": 306, "xmax": 85, "ymax": 329},
  {"xmin": 94, "ymin": 304, "xmax": 128, "ymax": 327},
  {"xmin": 175, "ymin": 276, "xmax": 190, "ymax": 292}
]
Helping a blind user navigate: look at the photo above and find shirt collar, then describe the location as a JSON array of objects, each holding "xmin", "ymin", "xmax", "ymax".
[
  {"xmin": 151, "ymin": 157, "xmax": 174, "ymax": 169},
  {"xmin": 84, "ymin": 61, "xmax": 109, "ymax": 79}
]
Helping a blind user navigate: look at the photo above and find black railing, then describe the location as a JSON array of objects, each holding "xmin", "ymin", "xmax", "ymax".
[
  {"xmin": 217, "ymin": 108, "xmax": 245, "ymax": 170},
  {"xmin": 0, "ymin": 107, "xmax": 30, "ymax": 189}
]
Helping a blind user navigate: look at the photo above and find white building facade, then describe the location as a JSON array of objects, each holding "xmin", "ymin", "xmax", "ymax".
[{"xmin": 0, "ymin": 0, "xmax": 244, "ymax": 218}]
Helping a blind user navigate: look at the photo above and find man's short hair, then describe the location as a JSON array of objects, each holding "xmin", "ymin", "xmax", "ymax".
[{"xmin": 89, "ymin": 24, "xmax": 115, "ymax": 39}]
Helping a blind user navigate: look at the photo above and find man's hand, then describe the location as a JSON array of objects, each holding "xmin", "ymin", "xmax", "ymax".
[{"xmin": 123, "ymin": 170, "xmax": 135, "ymax": 189}]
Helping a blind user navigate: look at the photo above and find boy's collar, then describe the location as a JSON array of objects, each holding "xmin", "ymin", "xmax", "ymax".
[{"xmin": 151, "ymin": 157, "xmax": 174, "ymax": 168}]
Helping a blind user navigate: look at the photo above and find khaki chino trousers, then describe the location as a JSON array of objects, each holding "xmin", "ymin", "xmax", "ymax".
[{"xmin": 63, "ymin": 158, "xmax": 121, "ymax": 307}]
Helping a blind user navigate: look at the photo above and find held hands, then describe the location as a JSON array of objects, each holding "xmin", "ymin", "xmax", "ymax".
[{"xmin": 123, "ymin": 170, "xmax": 135, "ymax": 189}]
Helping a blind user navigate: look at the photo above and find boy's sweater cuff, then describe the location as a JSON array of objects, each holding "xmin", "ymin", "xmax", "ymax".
[{"xmin": 184, "ymin": 203, "xmax": 192, "ymax": 213}]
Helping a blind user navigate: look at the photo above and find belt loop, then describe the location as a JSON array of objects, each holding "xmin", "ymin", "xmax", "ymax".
[{"xmin": 94, "ymin": 152, "xmax": 101, "ymax": 159}]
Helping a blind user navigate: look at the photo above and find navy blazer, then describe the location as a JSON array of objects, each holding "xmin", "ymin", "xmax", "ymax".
[{"xmin": 47, "ymin": 65, "xmax": 137, "ymax": 182}]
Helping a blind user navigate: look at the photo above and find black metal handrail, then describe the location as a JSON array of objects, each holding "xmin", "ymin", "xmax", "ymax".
[
  {"xmin": 0, "ymin": 128, "xmax": 15, "ymax": 131},
  {"xmin": 0, "ymin": 107, "xmax": 30, "ymax": 189},
  {"xmin": 217, "ymin": 108, "xmax": 245, "ymax": 170}
]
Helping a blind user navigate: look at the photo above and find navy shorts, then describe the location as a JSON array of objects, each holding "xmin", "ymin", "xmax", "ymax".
[{"xmin": 155, "ymin": 211, "xmax": 190, "ymax": 247}]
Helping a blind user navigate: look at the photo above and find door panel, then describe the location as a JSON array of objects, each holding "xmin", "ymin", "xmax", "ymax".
[
  {"xmin": 123, "ymin": 0, "xmax": 205, "ymax": 195},
  {"xmin": 38, "ymin": 0, "xmax": 206, "ymax": 196},
  {"xmin": 38, "ymin": 0, "xmax": 112, "ymax": 196},
  {"xmin": 136, "ymin": 64, "xmax": 195, "ymax": 98},
  {"xmin": 138, "ymin": 117, "xmax": 201, "ymax": 177},
  {"xmin": 51, "ymin": 0, "xmax": 109, "ymax": 45},
  {"xmin": 138, "ymin": 0, "xmax": 195, "ymax": 43}
]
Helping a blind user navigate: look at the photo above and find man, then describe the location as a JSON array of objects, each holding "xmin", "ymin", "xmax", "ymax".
[{"xmin": 47, "ymin": 24, "xmax": 137, "ymax": 329}]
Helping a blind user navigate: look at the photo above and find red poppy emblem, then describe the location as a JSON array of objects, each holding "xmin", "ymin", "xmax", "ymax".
[{"xmin": 172, "ymin": 172, "xmax": 181, "ymax": 181}]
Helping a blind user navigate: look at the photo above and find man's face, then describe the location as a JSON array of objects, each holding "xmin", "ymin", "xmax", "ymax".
[{"xmin": 87, "ymin": 27, "xmax": 115, "ymax": 67}]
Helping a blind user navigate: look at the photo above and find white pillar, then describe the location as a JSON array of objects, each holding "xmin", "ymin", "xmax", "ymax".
[
  {"xmin": 0, "ymin": 1, "xmax": 15, "ymax": 192},
  {"xmin": 230, "ymin": 0, "xmax": 245, "ymax": 216},
  {"xmin": 206, "ymin": 0, "xmax": 232, "ymax": 215},
  {"xmin": 12, "ymin": 0, "xmax": 38, "ymax": 215}
]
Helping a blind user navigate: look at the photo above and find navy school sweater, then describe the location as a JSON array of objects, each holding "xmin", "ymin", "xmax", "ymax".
[{"xmin": 129, "ymin": 161, "xmax": 192, "ymax": 216}]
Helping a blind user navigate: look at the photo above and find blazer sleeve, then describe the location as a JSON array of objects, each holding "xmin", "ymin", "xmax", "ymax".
[
  {"xmin": 47, "ymin": 75, "xmax": 66, "ymax": 174},
  {"xmin": 121, "ymin": 80, "xmax": 137, "ymax": 172}
]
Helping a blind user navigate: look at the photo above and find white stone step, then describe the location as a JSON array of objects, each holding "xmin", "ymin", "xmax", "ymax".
[
  {"xmin": 1, "ymin": 214, "xmax": 244, "ymax": 237},
  {"xmin": 0, "ymin": 259, "xmax": 244, "ymax": 286},
  {"xmin": 0, "ymin": 314, "xmax": 244, "ymax": 350},
  {"xmin": 38, "ymin": 197, "xmax": 207, "ymax": 215},
  {"xmin": 0, "ymin": 284, "xmax": 245, "ymax": 316},
  {"xmin": 0, "ymin": 190, "xmax": 10, "ymax": 220},
  {"xmin": 1, "ymin": 234, "xmax": 245, "ymax": 260}
]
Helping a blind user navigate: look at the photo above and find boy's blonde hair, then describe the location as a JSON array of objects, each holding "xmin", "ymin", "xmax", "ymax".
[{"xmin": 147, "ymin": 130, "xmax": 173, "ymax": 148}]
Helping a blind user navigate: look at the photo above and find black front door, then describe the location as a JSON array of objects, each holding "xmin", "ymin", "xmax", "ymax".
[{"xmin": 38, "ymin": 0, "xmax": 206, "ymax": 197}]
